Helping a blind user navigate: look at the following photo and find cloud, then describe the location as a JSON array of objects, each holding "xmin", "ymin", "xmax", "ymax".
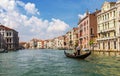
[
  {"xmin": 78, "ymin": 13, "xmax": 86, "ymax": 20},
  {"xmin": 24, "ymin": 2, "xmax": 40, "ymax": 15},
  {"xmin": 0, "ymin": 0, "xmax": 70, "ymax": 41},
  {"xmin": 16, "ymin": 1, "xmax": 25, "ymax": 7},
  {"xmin": 0, "ymin": 0, "xmax": 17, "ymax": 12},
  {"xmin": 47, "ymin": 18, "xmax": 69, "ymax": 32},
  {"xmin": 46, "ymin": 18, "xmax": 70, "ymax": 38}
]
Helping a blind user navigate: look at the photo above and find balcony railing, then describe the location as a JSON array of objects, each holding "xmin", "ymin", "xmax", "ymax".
[
  {"xmin": 98, "ymin": 27, "xmax": 115, "ymax": 33},
  {"xmin": 97, "ymin": 36, "xmax": 116, "ymax": 41},
  {"xmin": 98, "ymin": 17, "xmax": 116, "ymax": 24}
]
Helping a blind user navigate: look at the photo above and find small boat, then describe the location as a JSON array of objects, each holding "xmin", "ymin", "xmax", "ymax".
[
  {"xmin": 64, "ymin": 50, "xmax": 91, "ymax": 59},
  {"xmin": 0, "ymin": 49, "xmax": 8, "ymax": 53}
]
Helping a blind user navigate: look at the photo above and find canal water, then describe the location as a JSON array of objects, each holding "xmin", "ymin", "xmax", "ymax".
[{"xmin": 0, "ymin": 49, "xmax": 120, "ymax": 76}]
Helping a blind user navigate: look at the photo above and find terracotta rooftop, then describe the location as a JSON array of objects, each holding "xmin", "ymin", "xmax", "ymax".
[
  {"xmin": 19, "ymin": 42, "xmax": 27, "ymax": 45},
  {"xmin": 0, "ymin": 25, "xmax": 13, "ymax": 31}
]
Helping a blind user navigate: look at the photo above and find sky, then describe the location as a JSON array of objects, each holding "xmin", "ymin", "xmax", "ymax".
[{"xmin": 0, "ymin": 0, "xmax": 117, "ymax": 42}]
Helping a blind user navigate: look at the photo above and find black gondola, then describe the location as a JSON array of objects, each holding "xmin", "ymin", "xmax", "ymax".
[{"xmin": 64, "ymin": 50, "xmax": 91, "ymax": 59}]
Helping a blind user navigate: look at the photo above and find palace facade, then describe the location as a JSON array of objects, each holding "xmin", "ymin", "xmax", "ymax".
[{"xmin": 97, "ymin": 1, "xmax": 120, "ymax": 51}]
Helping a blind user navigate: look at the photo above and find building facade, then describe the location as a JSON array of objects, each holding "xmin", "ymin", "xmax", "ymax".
[
  {"xmin": 29, "ymin": 38, "xmax": 38, "ymax": 49},
  {"xmin": 64, "ymin": 27, "xmax": 79, "ymax": 50},
  {"xmin": 46, "ymin": 39, "xmax": 53, "ymax": 49},
  {"xmin": 72, "ymin": 27, "xmax": 79, "ymax": 49},
  {"xmin": 0, "ymin": 33, "xmax": 6, "ymax": 50},
  {"xmin": 97, "ymin": 1, "xmax": 117, "ymax": 51},
  {"xmin": 65, "ymin": 31, "xmax": 72, "ymax": 49},
  {"xmin": 44, "ymin": 40, "xmax": 48, "ymax": 49},
  {"xmin": 0, "ymin": 25, "xmax": 19, "ymax": 50},
  {"xmin": 57, "ymin": 36, "xmax": 65, "ymax": 49},
  {"xmin": 78, "ymin": 11, "xmax": 99, "ymax": 49},
  {"xmin": 37, "ymin": 40, "xmax": 44, "ymax": 49},
  {"xmin": 116, "ymin": 0, "xmax": 120, "ymax": 51}
]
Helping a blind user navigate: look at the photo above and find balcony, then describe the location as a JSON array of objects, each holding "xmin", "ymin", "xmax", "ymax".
[
  {"xmin": 98, "ymin": 27, "xmax": 115, "ymax": 33},
  {"xmin": 98, "ymin": 17, "xmax": 116, "ymax": 24},
  {"xmin": 97, "ymin": 36, "xmax": 116, "ymax": 41}
]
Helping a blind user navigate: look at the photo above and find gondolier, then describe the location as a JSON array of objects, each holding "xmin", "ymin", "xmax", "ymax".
[{"xmin": 76, "ymin": 45, "xmax": 81, "ymax": 55}]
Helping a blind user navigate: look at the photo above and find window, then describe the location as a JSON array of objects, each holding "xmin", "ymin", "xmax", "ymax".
[
  {"xmin": 108, "ymin": 23, "xmax": 109, "ymax": 29},
  {"xmin": 103, "ymin": 24, "xmax": 105, "ymax": 29},
  {"xmin": 105, "ymin": 23, "xmax": 107, "ymax": 29},
  {"xmin": 70, "ymin": 35, "xmax": 71, "ymax": 39},
  {"xmin": 103, "ymin": 15, "xmax": 104, "ymax": 20},
  {"xmin": 10, "ymin": 38, "xmax": 11, "ymax": 42},
  {"xmin": 105, "ymin": 14, "xmax": 106, "ymax": 19},
  {"xmin": 114, "ymin": 20, "xmax": 115, "ymax": 27},
  {"xmin": 84, "ymin": 21, "xmax": 86, "ymax": 26},
  {"xmin": 107, "ymin": 13, "xmax": 109, "ymax": 19},
  {"xmin": 108, "ymin": 33, "xmax": 110, "ymax": 37},
  {"xmin": 7, "ymin": 32, "xmax": 9, "ymax": 36},
  {"xmin": 87, "ymin": 20, "xmax": 88, "ymax": 25},
  {"xmin": 104, "ymin": 33, "xmax": 107, "ymax": 37},
  {"xmin": 84, "ymin": 28, "xmax": 86, "ymax": 32},
  {"xmin": 98, "ymin": 33, "xmax": 100, "ymax": 38},
  {"xmin": 90, "ymin": 28, "xmax": 93, "ymax": 35},
  {"xmin": 114, "ymin": 41, "xmax": 116, "ymax": 49},
  {"xmin": 99, "ymin": 43, "xmax": 100, "ymax": 49},
  {"xmin": 103, "ymin": 42, "xmax": 105, "ymax": 49},
  {"xmin": 110, "ymin": 12, "xmax": 112, "ymax": 17},
  {"xmin": 7, "ymin": 38, "xmax": 9, "ymax": 42},
  {"xmin": 113, "ymin": 11, "xmax": 115, "ymax": 17},
  {"xmin": 9, "ymin": 32, "xmax": 11, "ymax": 36},
  {"xmin": 108, "ymin": 42, "xmax": 110, "ymax": 49},
  {"xmin": 114, "ymin": 31, "xmax": 116, "ymax": 36}
]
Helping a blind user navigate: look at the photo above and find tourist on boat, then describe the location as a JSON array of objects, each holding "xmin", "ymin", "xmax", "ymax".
[{"xmin": 76, "ymin": 45, "xmax": 81, "ymax": 55}]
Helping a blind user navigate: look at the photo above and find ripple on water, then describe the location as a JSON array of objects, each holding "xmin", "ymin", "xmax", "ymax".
[{"xmin": 0, "ymin": 49, "xmax": 120, "ymax": 76}]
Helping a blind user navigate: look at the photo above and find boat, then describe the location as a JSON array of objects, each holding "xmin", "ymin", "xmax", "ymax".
[
  {"xmin": 64, "ymin": 50, "xmax": 91, "ymax": 59},
  {"xmin": 0, "ymin": 49, "xmax": 6, "ymax": 53}
]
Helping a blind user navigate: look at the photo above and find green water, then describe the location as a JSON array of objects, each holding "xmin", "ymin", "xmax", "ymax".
[{"xmin": 0, "ymin": 49, "xmax": 120, "ymax": 76}]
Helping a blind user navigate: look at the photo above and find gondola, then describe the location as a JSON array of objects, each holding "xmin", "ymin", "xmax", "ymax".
[{"xmin": 64, "ymin": 50, "xmax": 91, "ymax": 59}]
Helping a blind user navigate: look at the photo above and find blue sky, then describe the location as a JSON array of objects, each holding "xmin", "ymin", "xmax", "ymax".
[
  {"xmin": 0, "ymin": 0, "xmax": 117, "ymax": 41},
  {"xmin": 22, "ymin": 0, "xmax": 117, "ymax": 27}
]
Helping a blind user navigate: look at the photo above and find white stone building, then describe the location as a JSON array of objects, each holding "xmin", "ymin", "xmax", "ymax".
[
  {"xmin": 0, "ymin": 25, "xmax": 19, "ymax": 50},
  {"xmin": 96, "ymin": 0, "xmax": 120, "ymax": 51}
]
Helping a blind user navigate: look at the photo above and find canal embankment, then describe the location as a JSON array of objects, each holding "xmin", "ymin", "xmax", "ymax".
[{"xmin": 92, "ymin": 50, "xmax": 120, "ymax": 57}]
